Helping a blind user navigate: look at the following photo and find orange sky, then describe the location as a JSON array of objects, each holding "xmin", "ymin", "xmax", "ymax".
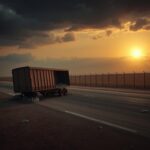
[
  {"xmin": 1, "ymin": 27, "xmax": 149, "ymax": 59},
  {"xmin": 1, "ymin": 0, "xmax": 150, "ymax": 76},
  {"xmin": 0, "ymin": 24, "xmax": 150, "ymax": 76}
]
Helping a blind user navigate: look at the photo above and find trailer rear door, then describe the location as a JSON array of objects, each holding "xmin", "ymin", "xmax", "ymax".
[{"xmin": 54, "ymin": 71, "xmax": 70, "ymax": 85}]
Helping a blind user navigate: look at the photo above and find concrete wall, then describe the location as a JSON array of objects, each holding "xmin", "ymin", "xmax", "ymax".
[{"xmin": 70, "ymin": 73, "xmax": 150, "ymax": 89}]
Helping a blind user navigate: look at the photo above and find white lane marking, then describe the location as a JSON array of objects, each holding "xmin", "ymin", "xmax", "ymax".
[{"xmin": 65, "ymin": 110, "xmax": 137, "ymax": 134}]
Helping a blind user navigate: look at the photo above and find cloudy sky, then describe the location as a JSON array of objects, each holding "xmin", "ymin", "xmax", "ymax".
[{"xmin": 0, "ymin": 0, "xmax": 150, "ymax": 76}]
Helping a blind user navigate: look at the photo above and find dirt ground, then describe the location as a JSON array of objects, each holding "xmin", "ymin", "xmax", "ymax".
[{"xmin": 0, "ymin": 92, "xmax": 150, "ymax": 150}]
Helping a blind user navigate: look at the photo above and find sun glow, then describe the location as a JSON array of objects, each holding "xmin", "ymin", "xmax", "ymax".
[{"xmin": 131, "ymin": 48, "xmax": 143, "ymax": 59}]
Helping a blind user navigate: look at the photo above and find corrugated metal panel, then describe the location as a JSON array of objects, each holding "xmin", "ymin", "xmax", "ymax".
[
  {"xmin": 46, "ymin": 70, "xmax": 49, "ymax": 89},
  {"xmin": 34, "ymin": 69, "xmax": 37, "ymax": 91},
  {"xmin": 33, "ymin": 69, "xmax": 37, "ymax": 91},
  {"xmin": 30, "ymin": 69, "xmax": 35, "ymax": 91},
  {"xmin": 40, "ymin": 70, "xmax": 43, "ymax": 89},
  {"xmin": 42, "ymin": 70, "xmax": 46, "ymax": 89},
  {"xmin": 37, "ymin": 69, "xmax": 41, "ymax": 90},
  {"xmin": 44, "ymin": 70, "xmax": 47, "ymax": 89},
  {"xmin": 25, "ymin": 68, "xmax": 30, "ymax": 91},
  {"xmin": 12, "ymin": 66, "xmax": 69, "ymax": 93},
  {"xmin": 29, "ymin": 68, "xmax": 56, "ymax": 91},
  {"xmin": 31, "ymin": 69, "xmax": 39, "ymax": 91},
  {"xmin": 48, "ymin": 70, "xmax": 52, "ymax": 88},
  {"xmin": 46, "ymin": 70, "xmax": 50, "ymax": 89},
  {"xmin": 51, "ymin": 71, "xmax": 55, "ymax": 88},
  {"xmin": 52, "ymin": 70, "xmax": 55, "ymax": 87},
  {"xmin": 43, "ymin": 70, "xmax": 46, "ymax": 89}
]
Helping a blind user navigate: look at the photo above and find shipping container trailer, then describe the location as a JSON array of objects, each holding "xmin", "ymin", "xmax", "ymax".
[{"xmin": 12, "ymin": 66, "xmax": 70, "ymax": 97}]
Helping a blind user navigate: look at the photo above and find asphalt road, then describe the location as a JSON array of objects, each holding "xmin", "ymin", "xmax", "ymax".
[
  {"xmin": 0, "ymin": 82, "xmax": 150, "ymax": 138},
  {"xmin": 39, "ymin": 86, "xmax": 150, "ymax": 138}
]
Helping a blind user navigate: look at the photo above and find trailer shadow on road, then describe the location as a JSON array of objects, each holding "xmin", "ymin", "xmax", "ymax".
[
  {"xmin": 0, "ymin": 92, "xmax": 62, "ymax": 108},
  {"xmin": 0, "ymin": 95, "xmax": 59, "ymax": 110}
]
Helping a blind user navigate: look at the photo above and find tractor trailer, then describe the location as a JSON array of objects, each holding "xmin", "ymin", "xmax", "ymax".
[{"xmin": 12, "ymin": 66, "xmax": 70, "ymax": 97}]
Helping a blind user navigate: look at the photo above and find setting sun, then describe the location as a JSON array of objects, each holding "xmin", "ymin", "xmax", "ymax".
[{"xmin": 131, "ymin": 49, "xmax": 143, "ymax": 59}]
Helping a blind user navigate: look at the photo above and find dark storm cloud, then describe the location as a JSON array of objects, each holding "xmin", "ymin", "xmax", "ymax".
[
  {"xmin": 0, "ymin": 53, "xmax": 33, "ymax": 63},
  {"xmin": 19, "ymin": 32, "xmax": 75, "ymax": 48},
  {"xmin": 130, "ymin": 18, "xmax": 150, "ymax": 31},
  {"xmin": 0, "ymin": 0, "xmax": 150, "ymax": 47},
  {"xmin": 106, "ymin": 30, "xmax": 113, "ymax": 36},
  {"xmin": 62, "ymin": 33, "xmax": 75, "ymax": 42}
]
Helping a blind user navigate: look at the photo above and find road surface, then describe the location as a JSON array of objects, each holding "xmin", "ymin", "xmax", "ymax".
[
  {"xmin": 0, "ymin": 82, "xmax": 150, "ymax": 137},
  {"xmin": 39, "ymin": 86, "xmax": 150, "ymax": 138},
  {"xmin": 0, "ymin": 82, "xmax": 150, "ymax": 149}
]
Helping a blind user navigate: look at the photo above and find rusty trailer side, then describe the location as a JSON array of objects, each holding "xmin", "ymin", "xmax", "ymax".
[
  {"xmin": 12, "ymin": 66, "xmax": 69, "ymax": 96},
  {"xmin": 29, "ymin": 68, "xmax": 55, "ymax": 92}
]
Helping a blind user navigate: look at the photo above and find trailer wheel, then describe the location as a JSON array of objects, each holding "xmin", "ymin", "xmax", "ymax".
[
  {"xmin": 58, "ymin": 89, "xmax": 63, "ymax": 96},
  {"xmin": 62, "ymin": 88, "xmax": 68, "ymax": 95}
]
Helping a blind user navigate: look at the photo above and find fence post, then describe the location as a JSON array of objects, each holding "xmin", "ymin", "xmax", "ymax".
[
  {"xmin": 102, "ymin": 74, "xmax": 103, "ymax": 87},
  {"xmin": 95, "ymin": 74, "xmax": 97, "ymax": 87},
  {"xmin": 84, "ymin": 74, "xmax": 86, "ymax": 87},
  {"xmin": 133, "ymin": 72, "xmax": 135, "ymax": 89},
  {"xmin": 73, "ymin": 75, "xmax": 74, "ymax": 85},
  {"xmin": 74, "ymin": 75, "xmax": 76, "ymax": 85},
  {"xmin": 116, "ymin": 72, "xmax": 118, "ymax": 88},
  {"xmin": 123, "ymin": 72, "xmax": 125, "ymax": 88},
  {"xmin": 108, "ymin": 73, "xmax": 110, "ymax": 87},
  {"xmin": 144, "ymin": 71, "xmax": 146, "ymax": 89},
  {"xmin": 90, "ymin": 74, "xmax": 91, "ymax": 87}
]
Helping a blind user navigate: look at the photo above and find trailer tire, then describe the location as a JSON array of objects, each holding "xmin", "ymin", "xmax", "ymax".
[
  {"xmin": 62, "ymin": 88, "xmax": 67, "ymax": 95},
  {"xmin": 58, "ymin": 89, "xmax": 63, "ymax": 96}
]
